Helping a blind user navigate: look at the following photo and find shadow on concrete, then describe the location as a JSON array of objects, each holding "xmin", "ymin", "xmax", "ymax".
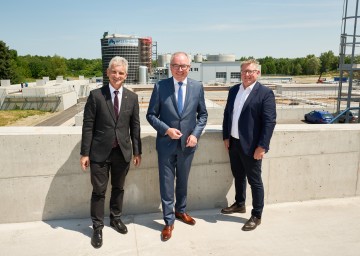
[
  {"xmin": 43, "ymin": 218, "xmax": 93, "ymax": 238},
  {"xmin": 41, "ymin": 141, "xmax": 92, "ymax": 236},
  {"xmin": 194, "ymin": 211, "xmax": 248, "ymax": 224},
  {"xmin": 40, "ymin": 133, "xmax": 235, "ymax": 237}
]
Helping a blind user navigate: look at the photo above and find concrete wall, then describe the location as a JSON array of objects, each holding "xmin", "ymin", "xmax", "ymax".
[{"xmin": 0, "ymin": 125, "xmax": 359, "ymax": 224}]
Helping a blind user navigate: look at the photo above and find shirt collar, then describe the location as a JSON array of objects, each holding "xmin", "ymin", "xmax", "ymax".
[
  {"xmin": 241, "ymin": 81, "xmax": 256, "ymax": 91},
  {"xmin": 109, "ymin": 84, "xmax": 123, "ymax": 94},
  {"xmin": 173, "ymin": 78, "xmax": 188, "ymax": 86}
]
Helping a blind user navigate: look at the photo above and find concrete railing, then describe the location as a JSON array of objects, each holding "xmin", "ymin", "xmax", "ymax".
[{"xmin": 0, "ymin": 124, "xmax": 359, "ymax": 224}]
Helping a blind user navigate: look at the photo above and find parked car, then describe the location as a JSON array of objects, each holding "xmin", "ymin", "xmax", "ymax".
[
  {"xmin": 304, "ymin": 110, "xmax": 334, "ymax": 124},
  {"xmin": 332, "ymin": 110, "xmax": 359, "ymax": 123}
]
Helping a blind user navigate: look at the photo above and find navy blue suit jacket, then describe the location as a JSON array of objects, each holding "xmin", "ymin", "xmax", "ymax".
[
  {"xmin": 222, "ymin": 82, "xmax": 276, "ymax": 156},
  {"xmin": 146, "ymin": 77, "xmax": 208, "ymax": 155}
]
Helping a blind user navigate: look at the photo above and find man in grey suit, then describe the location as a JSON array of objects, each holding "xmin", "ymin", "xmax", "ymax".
[
  {"xmin": 147, "ymin": 52, "xmax": 208, "ymax": 241},
  {"xmin": 80, "ymin": 56, "xmax": 142, "ymax": 248}
]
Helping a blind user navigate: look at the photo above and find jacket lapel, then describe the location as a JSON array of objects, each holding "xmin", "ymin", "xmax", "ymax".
[
  {"xmin": 169, "ymin": 78, "xmax": 179, "ymax": 115},
  {"xmin": 119, "ymin": 88, "xmax": 128, "ymax": 120},
  {"xmin": 229, "ymin": 84, "xmax": 240, "ymax": 116},
  {"xmin": 241, "ymin": 82, "xmax": 260, "ymax": 114},
  {"xmin": 182, "ymin": 79, "xmax": 191, "ymax": 115},
  {"xmin": 103, "ymin": 85, "xmax": 117, "ymax": 123}
]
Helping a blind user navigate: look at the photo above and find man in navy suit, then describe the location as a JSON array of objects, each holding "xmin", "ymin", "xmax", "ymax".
[
  {"xmin": 222, "ymin": 59, "xmax": 276, "ymax": 231},
  {"xmin": 80, "ymin": 56, "xmax": 142, "ymax": 248},
  {"xmin": 147, "ymin": 52, "xmax": 208, "ymax": 241}
]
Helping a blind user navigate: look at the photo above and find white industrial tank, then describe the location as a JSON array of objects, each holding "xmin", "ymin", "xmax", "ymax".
[
  {"xmin": 157, "ymin": 54, "xmax": 171, "ymax": 67},
  {"xmin": 138, "ymin": 66, "xmax": 148, "ymax": 84}
]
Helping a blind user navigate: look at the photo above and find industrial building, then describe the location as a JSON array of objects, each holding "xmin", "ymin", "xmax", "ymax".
[
  {"xmin": 189, "ymin": 54, "xmax": 242, "ymax": 84},
  {"xmin": 155, "ymin": 53, "xmax": 246, "ymax": 85},
  {"xmin": 100, "ymin": 32, "xmax": 153, "ymax": 85},
  {"xmin": 100, "ymin": 32, "xmax": 254, "ymax": 85}
]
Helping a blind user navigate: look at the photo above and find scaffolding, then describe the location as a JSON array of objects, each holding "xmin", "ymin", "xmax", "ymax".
[
  {"xmin": 139, "ymin": 37, "xmax": 153, "ymax": 74},
  {"xmin": 337, "ymin": 0, "xmax": 360, "ymax": 115}
]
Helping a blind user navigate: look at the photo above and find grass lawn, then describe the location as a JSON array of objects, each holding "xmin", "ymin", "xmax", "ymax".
[{"xmin": 0, "ymin": 110, "xmax": 48, "ymax": 126}]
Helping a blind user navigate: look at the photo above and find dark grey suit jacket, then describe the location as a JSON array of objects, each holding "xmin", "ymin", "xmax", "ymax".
[
  {"xmin": 81, "ymin": 85, "xmax": 141, "ymax": 162},
  {"xmin": 146, "ymin": 77, "xmax": 208, "ymax": 155}
]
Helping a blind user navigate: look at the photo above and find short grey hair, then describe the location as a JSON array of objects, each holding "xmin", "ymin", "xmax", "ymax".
[
  {"xmin": 108, "ymin": 56, "xmax": 129, "ymax": 73},
  {"xmin": 170, "ymin": 52, "xmax": 191, "ymax": 65}
]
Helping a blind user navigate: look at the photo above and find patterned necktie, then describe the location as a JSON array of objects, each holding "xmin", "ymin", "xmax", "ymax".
[
  {"xmin": 177, "ymin": 82, "xmax": 183, "ymax": 114},
  {"xmin": 113, "ymin": 90, "xmax": 119, "ymax": 148},
  {"xmin": 114, "ymin": 90, "xmax": 119, "ymax": 119}
]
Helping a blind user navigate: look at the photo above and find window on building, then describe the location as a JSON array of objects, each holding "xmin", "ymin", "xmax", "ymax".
[
  {"xmin": 194, "ymin": 68, "xmax": 199, "ymax": 71},
  {"xmin": 230, "ymin": 72, "xmax": 240, "ymax": 79},
  {"xmin": 216, "ymin": 72, "xmax": 226, "ymax": 78}
]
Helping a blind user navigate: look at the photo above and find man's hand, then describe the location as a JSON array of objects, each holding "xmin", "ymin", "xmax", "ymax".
[
  {"xmin": 186, "ymin": 134, "xmax": 198, "ymax": 147},
  {"xmin": 80, "ymin": 156, "xmax": 90, "ymax": 171},
  {"xmin": 223, "ymin": 139, "xmax": 230, "ymax": 151},
  {"xmin": 166, "ymin": 128, "xmax": 183, "ymax": 139},
  {"xmin": 133, "ymin": 155, "xmax": 141, "ymax": 167},
  {"xmin": 254, "ymin": 146, "xmax": 265, "ymax": 160}
]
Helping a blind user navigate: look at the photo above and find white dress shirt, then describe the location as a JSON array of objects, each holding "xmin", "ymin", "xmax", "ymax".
[
  {"xmin": 109, "ymin": 84, "xmax": 123, "ymax": 114},
  {"xmin": 230, "ymin": 82, "xmax": 255, "ymax": 139},
  {"xmin": 173, "ymin": 78, "xmax": 187, "ymax": 107}
]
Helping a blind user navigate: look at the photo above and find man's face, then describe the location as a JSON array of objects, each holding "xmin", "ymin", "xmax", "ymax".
[
  {"xmin": 170, "ymin": 53, "xmax": 190, "ymax": 82},
  {"xmin": 241, "ymin": 63, "xmax": 260, "ymax": 88},
  {"xmin": 107, "ymin": 64, "xmax": 128, "ymax": 89}
]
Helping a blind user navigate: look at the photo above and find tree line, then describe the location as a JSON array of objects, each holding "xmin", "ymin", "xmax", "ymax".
[
  {"xmin": 0, "ymin": 40, "xmax": 357, "ymax": 84},
  {"xmin": 0, "ymin": 41, "xmax": 102, "ymax": 84}
]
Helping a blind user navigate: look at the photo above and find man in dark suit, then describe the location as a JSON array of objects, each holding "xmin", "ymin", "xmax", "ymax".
[
  {"xmin": 146, "ymin": 52, "xmax": 208, "ymax": 241},
  {"xmin": 80, "ymin": 56, "xmax": 142, "ymax": 248},
  {"xmin": 222, "ymin": 59, "xmax": 276, "ymax": 231}
]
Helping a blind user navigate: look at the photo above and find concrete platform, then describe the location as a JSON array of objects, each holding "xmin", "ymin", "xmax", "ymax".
[{"xmin": 1, "ymin": 197, "xmax": 359, "ymax": 256}]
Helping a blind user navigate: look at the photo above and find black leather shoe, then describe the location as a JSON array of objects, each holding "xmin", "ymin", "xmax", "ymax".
[
  {"xmin": 110, "ymin": 218, "xmax": 128, "ymax": 234},
  {"xmin": 242, "ymin": 216, "xmax": 261, "ymax": 231},
  {"xmin": 221, "ymin": 202, "xmax": 246, "ymax": 214},
  {"xmin": 91, "ymin": 229, "xmax": 103, "ymax": 248}
]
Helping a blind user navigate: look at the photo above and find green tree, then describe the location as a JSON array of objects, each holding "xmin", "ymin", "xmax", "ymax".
[
  {"xmin": 0, "ymin": 41, "xmax": 12, "ymax": 80},
  {"xmin": 27, "ymin": 56, "xmax": 48, "ymax": 78},
  {"xmin": 304, "ymin": 55, "xmax": 321, "ymax": 75},
  {"xmin": 319, "ymin": 51, "xmax": 338, "ymax": 75},
  {"xmin": 259, "ymin": 56, "xmax": 276, "ymax": 74},
  {"xmin": 276, "ymin": 58, "xmax": 291, "ymax": 75},
  {"xmin": 292, "ymin": 63, "xmax": 303, "ymax": 75},
  {"xmin": 48, "ymin": 55, "xmax": 67, "ymax": 79}
]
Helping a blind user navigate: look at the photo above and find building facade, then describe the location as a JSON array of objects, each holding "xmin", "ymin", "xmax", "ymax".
[
  {"xmin": 101, "ymin": 32, "xmax": 152, "ymax": 85},
  {"xmin": 188, "ymin": 61, "xmax": 242, "ymax": 84}
]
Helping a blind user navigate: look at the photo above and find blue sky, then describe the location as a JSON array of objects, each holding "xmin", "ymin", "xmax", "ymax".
[{"xmin": 0, "ymin": 0, "xmax": 344, "ymax": 59}]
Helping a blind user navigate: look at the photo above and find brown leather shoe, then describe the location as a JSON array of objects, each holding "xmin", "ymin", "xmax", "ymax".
[
  {"xmin": 161, "ymin": 224, "xmax": 174, "ymax": 241},
  {"xmin": 242, "ymin": 216, "xmax": 261, "ymax": 231},
  {"xmin": 175, "ymin": 212, "xmax": 196, "ymax": 225},
  {"xmin": 221, "ymin": 202, "xmax": 246, "ymax": 214}
]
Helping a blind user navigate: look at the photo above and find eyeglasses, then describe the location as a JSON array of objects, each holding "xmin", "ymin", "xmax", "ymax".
[
  {"xmin": 241, "ymin": 70, "xmax": 258, "ymax": 75},
  {"xmin": 171, "ymin": 64, "xmax": 190, "ymax": 70}
]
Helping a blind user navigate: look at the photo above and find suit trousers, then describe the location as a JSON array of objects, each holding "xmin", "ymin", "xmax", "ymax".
[
  {"xmin": 90, "ymin": 146, "xmax": 130, "ymax": 230},
  {"xmin": 229, "ymin": 137, "xmax": 264, "ymax": 218},
  {"xmin": 158, "ymin": 142, "xmax": 195, "ymax": 225}
]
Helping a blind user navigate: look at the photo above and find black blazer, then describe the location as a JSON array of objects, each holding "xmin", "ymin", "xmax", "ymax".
[
  {"xmin": 222, "ymin": 82, "xmax": 276, "ymax": 156},
  {"xmin": 81, "ymin": 85, "xmax": 141, "ymax": 162}
]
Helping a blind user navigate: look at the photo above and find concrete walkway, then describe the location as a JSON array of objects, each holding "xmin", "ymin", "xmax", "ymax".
[{"xmin": 1, "ymin": 197, "xmax": 359, "ymax": 256}]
